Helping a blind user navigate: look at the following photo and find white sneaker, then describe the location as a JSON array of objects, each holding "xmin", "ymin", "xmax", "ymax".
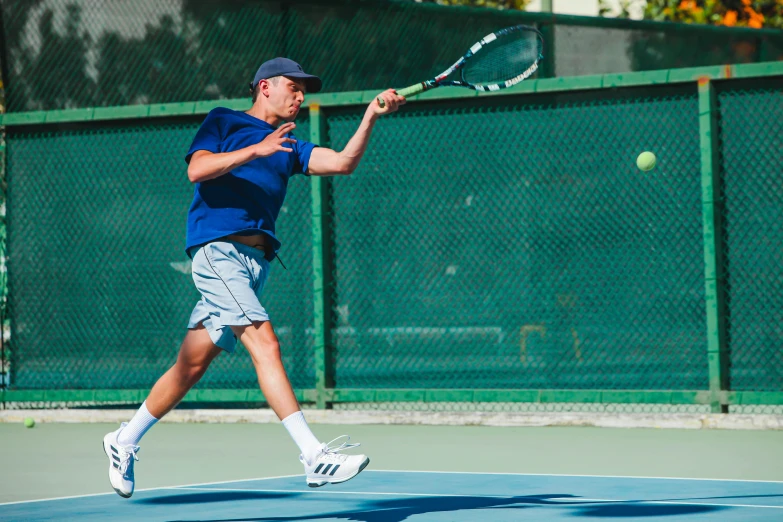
[
  {"xmin": 102, "ymin": 423, "xmax": 140, "ymax": 498},
  {"xmin": 301, "ymin": 436, "xmax": 370, "ymax": 488}
]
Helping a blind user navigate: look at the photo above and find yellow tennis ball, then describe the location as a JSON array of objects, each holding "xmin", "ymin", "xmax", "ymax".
[
  {"xmin": 24, "ymin": 417, "xmax": 35, "ymax": 428},
  {"xmin": 636, "ymin": 151, "xmax": 656, "ymax": 172}
]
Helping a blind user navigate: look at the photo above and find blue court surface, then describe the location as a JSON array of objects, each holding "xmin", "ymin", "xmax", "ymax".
[{"xmin": 2, "ymin": 471, "xmax": 782, "ymax": 521}]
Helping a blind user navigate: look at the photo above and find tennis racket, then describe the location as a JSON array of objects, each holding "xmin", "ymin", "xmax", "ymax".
[{"xmin": 377, "ymin": 25, "xmax": 544, "ymax": 108}]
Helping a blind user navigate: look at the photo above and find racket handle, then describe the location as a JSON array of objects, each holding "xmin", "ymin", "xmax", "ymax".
[{"xmin": 376, "ymin": 83, "xmax": 427, "ymax": 108}]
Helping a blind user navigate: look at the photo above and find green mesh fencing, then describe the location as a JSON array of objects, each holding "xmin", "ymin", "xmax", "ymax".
[
  {"xmin": 326, "ymin": 88, "xmax": 706, "ymax": 390},
  {"xmin": 718, "ymin": 79, "xmax": 783, "ymax": 392},
  {"xmin": 6, "ymin": 114, "xmax": 313, "ymax": 390},
  {"xmin": 3, "ymin": 0, "xmax": 783, "ymax": 112},
  {"xmin": 2, "ymin": 64, "xmax": 783, "ymax": 409}
]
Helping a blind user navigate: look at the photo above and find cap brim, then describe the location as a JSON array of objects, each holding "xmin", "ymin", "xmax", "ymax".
[{"xmin": 284, "ymin": 72, "xmax": 322, "ymax": 93}]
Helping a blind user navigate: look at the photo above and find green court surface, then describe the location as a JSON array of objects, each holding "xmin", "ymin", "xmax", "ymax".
[{"xmin": 2, "ymin": 421, "xmax": 782, "ymax": 505}]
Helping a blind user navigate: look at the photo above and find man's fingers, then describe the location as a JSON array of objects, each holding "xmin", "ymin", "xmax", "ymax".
[
  {"xmin": 277, "ymin": 146, "xmax": 294, "ymax": 152},
  {"xmin": 378, "ymin": 89, "xmax": 406, "ymax": 111},
  {"xmin": 382, "ymin": 94, "xmax": 398, "ymax": 111},
  {"xmin": 275, "ymin": 122, "xmax": 296, "ymax": 134},
  {"xmin": 387, "ymin": 89, "xmax": 406, "ymax": 105},
  {"xmin": 374, "ymin": 89, "xmax": 408, "ymax": 113},
  {"xmin": 278, "ymin": 123, "xmax": 296, "ymax": 136}
]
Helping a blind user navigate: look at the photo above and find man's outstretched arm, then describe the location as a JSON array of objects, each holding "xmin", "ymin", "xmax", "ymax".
[{"xmin": 307, "ymin": 89, "xmax": 405, "ymax": 176}]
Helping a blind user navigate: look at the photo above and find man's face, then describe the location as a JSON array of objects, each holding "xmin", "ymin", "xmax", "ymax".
[{"xmin": 266, "ymin": 76, "xmax": 306, "ymax": 121}]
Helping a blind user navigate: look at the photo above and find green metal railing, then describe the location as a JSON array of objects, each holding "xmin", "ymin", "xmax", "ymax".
[{"xmin": 0, "ymin": 61, "xmax": 782, "ymax": 412}]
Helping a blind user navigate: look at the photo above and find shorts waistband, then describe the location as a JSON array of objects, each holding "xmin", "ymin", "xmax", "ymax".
[{"xmin": 224, "ymin": 234, "xmax": 274, "ymax": 260}]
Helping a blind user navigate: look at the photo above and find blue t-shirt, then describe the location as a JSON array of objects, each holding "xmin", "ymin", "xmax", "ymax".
[{"xmin": 184, "ymin": 107, "xmax": 316, "ymax": 257}]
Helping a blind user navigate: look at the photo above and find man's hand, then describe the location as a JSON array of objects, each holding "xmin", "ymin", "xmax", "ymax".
[
  {"xmin": 253, "ymin": 122, "xmax": 297, "ymax": 157},
  {"xmin": 370, "ymin": 89, "xmax": 406, "ymax": 116}
]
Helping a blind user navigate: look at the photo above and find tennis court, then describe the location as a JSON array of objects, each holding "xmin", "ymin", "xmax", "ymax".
[
  {"xmin": 2, "ymin": 422, "xmax": 783, "ymax": 521},
  {"xmin": 5, "ymin": 472, "xmax": 783, "ymax": 521},
  {"xmin": 2, "ymin": 2, "xmax": 783, "ymax": 522}
]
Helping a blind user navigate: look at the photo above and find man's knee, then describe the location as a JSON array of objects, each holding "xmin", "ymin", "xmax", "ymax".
[
  {"xmin": 238, "ymin": 323, "xmax": 281, "ymax": 362},
  {"xmin": 173, "ymin": 325, "xmax": 222, "ymax": 383},
  {"xmin": 174, "ymin": 355, "xmax": 214, "ymax": 383},
  {"xmin": 248, "ymin": 337, "xmax": 281, "ymax": 362},
  {"xmin": 186, "ymin": 361, "xmax": 212, "ymax": 382}
]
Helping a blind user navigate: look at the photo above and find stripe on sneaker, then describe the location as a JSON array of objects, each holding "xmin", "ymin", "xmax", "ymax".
[
  {"xmin": 112, "ymin": 463, "xmax": 119, "ymax": 469},
  {"xmin": 322, "ymin": 464, "xmax": 333, "ymax": 475},
  {"xmin": 110, "ymin": 445, "xmax": 118, "ymax": 454},
  {"xmin": 112, "ymin": 455, "xmax": 120, "ymax": 463},
  {"xmin": 329, "ymin": 465, "xmax": 340, "ymax": 476},
  {"xmin": 313, "ymin": 463, "xmax": 324, "ymax": 474}
]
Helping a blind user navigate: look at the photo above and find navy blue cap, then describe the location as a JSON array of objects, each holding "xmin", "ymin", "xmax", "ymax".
[{"xmin": 250, "ymin": 57, "xmax": 322, "ymax": 94}]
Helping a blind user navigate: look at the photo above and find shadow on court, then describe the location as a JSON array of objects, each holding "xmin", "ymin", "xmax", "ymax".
[
  {"xmin": 574, "ymin": 504, "xmax": 723, "ymax": 518},
  {"xmin": 162, "ymin": 492, "xmax": 725, "ymax": 521}
]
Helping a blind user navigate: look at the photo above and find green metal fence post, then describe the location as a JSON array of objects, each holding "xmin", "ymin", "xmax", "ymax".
[
  {"xmin": 538, "ymin": 1, "xmax": 556, "ymax": 79},
  {"xmin": 539, "ymin": 22, "xmax": 556, "ymax": 78},
  {"xmin": 698, "ymin": 78, "xmax": 729, "ymax": 414},
  {"xmin": 309, "ymin": 104, "xmax": 335, "ymax": 409}
]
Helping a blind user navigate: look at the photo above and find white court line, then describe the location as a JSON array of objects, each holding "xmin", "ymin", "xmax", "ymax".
[
  {"xmin": 0, "ymin": 474, "xmax": 302, "ymax": 507},
  {"xmin": 369, "ymin": 469, "xmax": 783, "ymax": 484},
  {"xmin": 166, "ymin": 487, "xmax": 783, "ymax": 510}
]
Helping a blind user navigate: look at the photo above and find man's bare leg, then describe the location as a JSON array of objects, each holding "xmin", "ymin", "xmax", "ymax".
[
  {"xmin": 234, "ymin": 319, "xmax": 370, "ymax": 486},
  {"xmin": 233, "ymin": 320, "xmax": 326, "ymax": 464},
  {"xmin": 115, "ymin": 325, "xmax": 221, "ymax": 447},
  {"xmin": 103, "ymin": 324, "xmax": 222, "ymax": 498},
  {"xmin": 146, "ymin": 325, "xmax": 223, "ymax": 418},
  {"xmin": 232, "ymin": 320, "xmax": 299, "ymax": 419}
]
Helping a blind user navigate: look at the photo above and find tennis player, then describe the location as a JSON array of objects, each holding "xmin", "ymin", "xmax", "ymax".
[{"xmin": 102, "ymin": 57, "xmax": 405, "ymax": 498}]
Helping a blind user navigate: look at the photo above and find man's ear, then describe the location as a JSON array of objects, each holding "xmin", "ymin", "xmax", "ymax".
[{"xmin": 258, "ymin": 79, "xmax": 271, "ymax": 98}]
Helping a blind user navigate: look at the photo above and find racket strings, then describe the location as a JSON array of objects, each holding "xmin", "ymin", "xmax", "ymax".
[{"xmin": 462, "ymin": 31, "xmax": 541, "ymax": 85}]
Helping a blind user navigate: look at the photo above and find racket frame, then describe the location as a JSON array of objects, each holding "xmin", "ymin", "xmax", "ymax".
[{"xmin": 378, "ymin": 25, "xmax": 543, "ymax": 108}]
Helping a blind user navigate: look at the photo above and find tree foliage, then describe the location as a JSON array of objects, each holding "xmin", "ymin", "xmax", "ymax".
[{"xmin": 602, "ymin": 0, "xmax": 783, "ymax": 29}]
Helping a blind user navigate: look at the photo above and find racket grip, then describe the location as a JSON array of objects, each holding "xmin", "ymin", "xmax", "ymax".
[{"xmin": 376, "ymin": 83, "xmax": 427, "ymax": 108}]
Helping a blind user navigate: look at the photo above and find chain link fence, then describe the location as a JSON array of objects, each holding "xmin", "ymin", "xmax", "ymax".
[
  {"xmin": 718, "ymin": 78, "xmax": 783, "ymax": 393},
  {"xmin": 2, "ymin": 0, "xmax": 782, "ymax": 112},
  {"xmin": 326, "ymin": 88, "xmax": 707, "ymax": 391},
  {"xmin": 1, "ymin": 66, "xmax": 782, "ymax": 412},
  {"xmin": 6, "ymin": 114, "xmax": 314, "ymax": 391}
]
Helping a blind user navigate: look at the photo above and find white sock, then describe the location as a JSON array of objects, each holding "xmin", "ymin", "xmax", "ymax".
[
  {"xmin": 282, "ymin": 411, "xmax": 322, "ymax": 465},
  {"xmin": 118, "ymin": 401, "xmax": 158, "ymax": 446}
]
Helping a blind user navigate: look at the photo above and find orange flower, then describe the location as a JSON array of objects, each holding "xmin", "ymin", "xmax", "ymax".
[
  {"xmin": 741, "ymin": 0, "xmax": 751, "ymax": 5},
  {"xmin": 723, "ymin": 10, "xmax": 738, "ymax": 26},
  {"xmin": 679, "ymin": 0, "xmax": 697, "ymax": 9},
  {"xmin": 745, "ymin": 6, "xmax": 765, "ymax": 28}
]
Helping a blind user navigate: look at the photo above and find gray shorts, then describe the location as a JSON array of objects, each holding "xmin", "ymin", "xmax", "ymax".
[{"xmin": 187, "ymin": 240, "xmax": 271, "ymax": 352}]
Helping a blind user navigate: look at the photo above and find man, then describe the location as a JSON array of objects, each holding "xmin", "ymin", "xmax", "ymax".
[{"xmin": 102, "ymin": 57, "xmax": 405, "ymax": 498}]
